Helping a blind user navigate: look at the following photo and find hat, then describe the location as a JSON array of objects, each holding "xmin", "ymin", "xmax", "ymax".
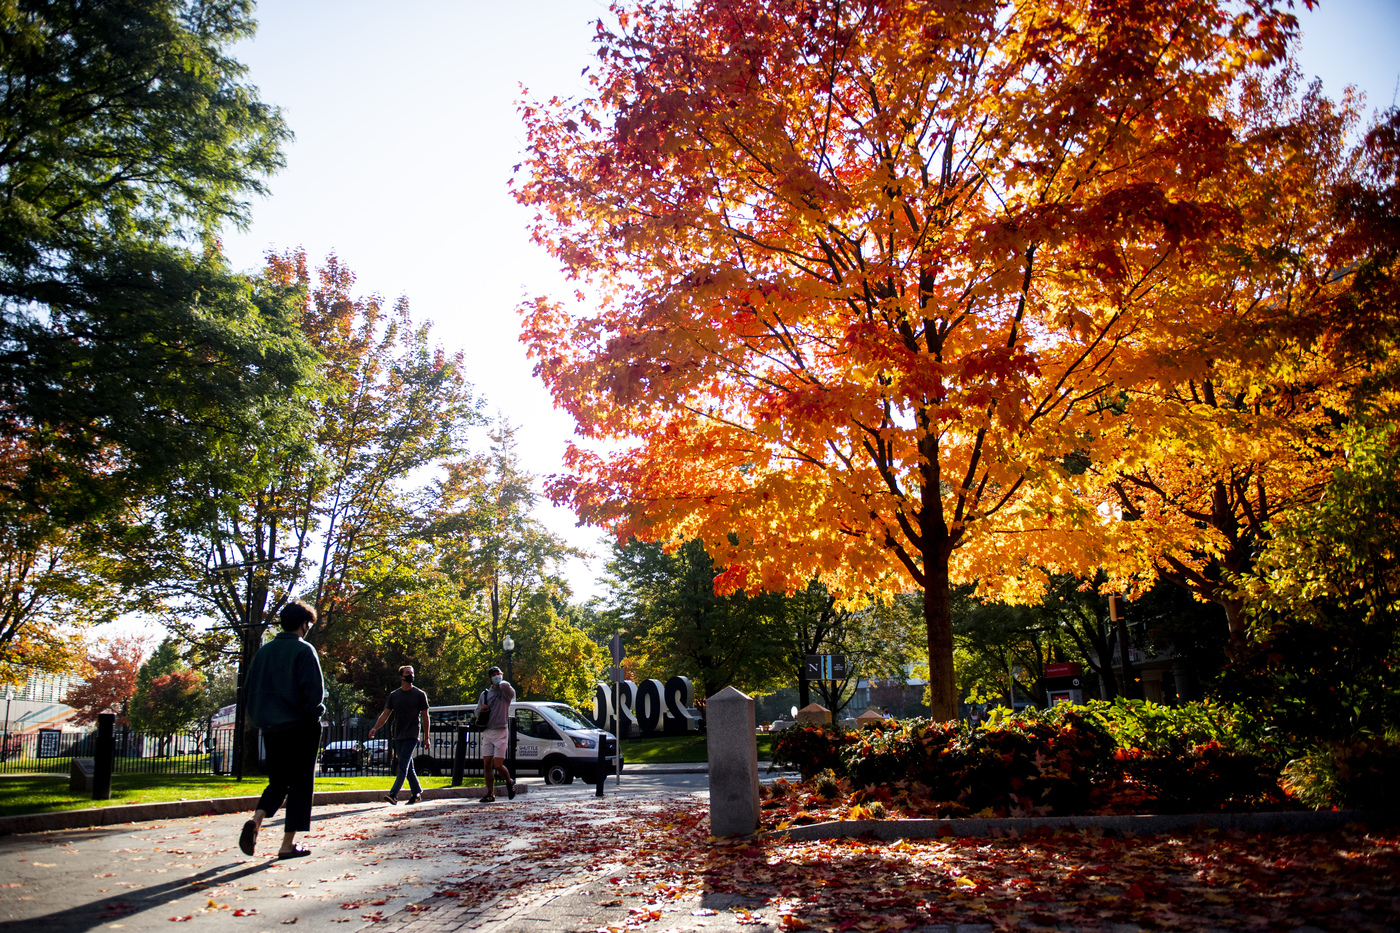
[{"xmin": 488, "ymin": 666, "xmax": 502, "ymax": 676}]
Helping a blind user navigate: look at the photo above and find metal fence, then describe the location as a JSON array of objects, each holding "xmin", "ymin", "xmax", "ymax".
[
  {"xmin": 0, "ymin": 728, "xmax": 234, "ymax": 776},
  {"xmin": 0, "ymin": 723, "xmax": 509, "ymax": 779}
]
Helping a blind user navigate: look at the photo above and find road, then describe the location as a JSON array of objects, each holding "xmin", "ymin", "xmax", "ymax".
[{"xmin": 0, "ymin": 771, "xmax": 718, "ymax": 933}]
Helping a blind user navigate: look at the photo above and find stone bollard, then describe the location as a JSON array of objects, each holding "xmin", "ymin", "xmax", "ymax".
[
  {"xmin": 706, "ymin": 686, "xmax": 761, "ymax": 837},
  {"xmin": 93, "ymin": 712, "xmax": 115, "ymax": 800}
]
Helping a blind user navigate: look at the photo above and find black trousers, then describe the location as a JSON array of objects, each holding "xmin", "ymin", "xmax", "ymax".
[{"xmin": 256, "ymin": 721, "xmax": 321, "ymax": 833}]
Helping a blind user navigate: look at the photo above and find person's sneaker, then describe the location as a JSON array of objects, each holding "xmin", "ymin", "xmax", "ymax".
[
  {"xmin": 382, "ymin": 795, "xmax": 398, "ymax": 805},
  {"xmin": 479, "ymin": 794, "xmax": 495, "ymax": 803},
  {"xmin": 407, "ymin": 793, "xmax": 421, "ymax": 805},
  {"xmin": 506, "ymin": 780, "xmax": 516, "ymax": 800}
]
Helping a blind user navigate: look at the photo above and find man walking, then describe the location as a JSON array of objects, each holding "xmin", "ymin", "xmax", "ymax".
[
  {"xmin": 477, "ymin": 665, "xmax": 515, "ymax": 802},
  {"xmin": 368, "ymin": 665, "xmax": 430, "ymax": 804},
  {"xmin": 239, "ymin": 600, "xmax": 326, "ymax": 860}
]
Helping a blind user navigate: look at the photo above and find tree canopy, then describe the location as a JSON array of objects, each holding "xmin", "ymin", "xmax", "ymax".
[
  {"xmin": 0, "ymin": 0, "xmax": 309, "ymax": 526},
  {"xmin": 516, "ymin": 0, "xmax": 1308, "ymax": 718}
]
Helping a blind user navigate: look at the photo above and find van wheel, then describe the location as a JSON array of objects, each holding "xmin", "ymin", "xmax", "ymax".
[
  {"xmin": 543, "ymin": 758, "xmax": 573, "ymax": 785},
  {"xmin": 420, "ymin": 757, "xmax": 440, "ymax": 777}
]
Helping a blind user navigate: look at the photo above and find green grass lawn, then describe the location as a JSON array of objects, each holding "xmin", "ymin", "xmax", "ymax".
[
  {"xmin": 0, "ymin": 772, "xmax": 471, "ymax": 819},
  {"xmin": 621, "ymin": 733, "xmax": 775, "ymax": 763},
  {"xmin": 0, "ymin": 733, "xmax": 779, "ymax": 817}
]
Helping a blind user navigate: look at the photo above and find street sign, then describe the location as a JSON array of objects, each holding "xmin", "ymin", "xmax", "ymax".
[
  {"xmin": 609, "ymin": 633, "xmax": 624, "ymax": 664},
  {"xmin": 804, "ymin": 654, "xmax": 847, "ymax": 680},
  {"xmin": 1045, "ymin": 662, "xmax": 1082, "ymax": 679}
]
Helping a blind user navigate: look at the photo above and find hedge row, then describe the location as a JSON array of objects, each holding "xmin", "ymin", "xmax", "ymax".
[{"xmin": 770, "ymin": 702, "xmax": 1289, "ymax": 816}]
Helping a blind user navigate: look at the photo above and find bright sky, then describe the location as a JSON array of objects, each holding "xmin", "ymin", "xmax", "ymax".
[{"xmin": 220, "ymin": 0, "xmax": 1400, "ymax": 603}]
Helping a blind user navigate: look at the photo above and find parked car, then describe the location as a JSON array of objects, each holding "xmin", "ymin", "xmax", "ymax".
[
  {"xmin": 320, "ymin": 740, "xmax": 361, "ymax": 772},
  {"xmin": 363, "ymin": 738, "xmax": 390, "ymax": 766},
  {"xmin": 415, "ymin": 701, "xmax": 621, "ymax": 784}
]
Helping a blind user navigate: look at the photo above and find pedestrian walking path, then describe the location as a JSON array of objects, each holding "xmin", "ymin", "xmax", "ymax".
[{"xmin": 1, "ymin": 768, "xmax": 1389, "ymax": 933}]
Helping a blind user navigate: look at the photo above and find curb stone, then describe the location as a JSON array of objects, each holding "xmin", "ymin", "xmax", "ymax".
[
  {"xmin": 763, "ymin": 808, "xmax": 1389, "ymax": 842},
  {"xmin": 0, "ymin": 784, "xmax": 519, "ymax": 836}
]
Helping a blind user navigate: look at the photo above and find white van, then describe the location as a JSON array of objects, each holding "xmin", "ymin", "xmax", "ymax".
[{"xmin": 416, "ymin": 700, "xmax": 622, "ymax": 785}]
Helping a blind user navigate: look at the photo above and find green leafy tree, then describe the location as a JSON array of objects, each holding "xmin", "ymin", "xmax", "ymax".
[
  {"xmin": 400, "ymin": 416, "xmax": 595, "ymax": 705},
  {"xmin": 602, "ymin": 538, "xmax": 792, "ymax": 702},
  {"xmin": 136, "ymin": 671, "xmax": 207, "ymax": 743},
  {"xmin": 783, "ymin": 583, "xmax": 922, "ymax": 717},
  {"xmin": 432, "ymin": 418, "xmax": 586, "ymax": 657},
  {"xmin": 128, "ymin": 637, "xmax": 182, "ymax": 730},
  {"xmin": 128, "ymin": 638, "xmax": 207, "ymax": 752},
  {"xmin": 0, "ymin": 511, "xmax": 145, "ymax": 680},
  {"xmin": 132, "ymin": 252, "xmax": 479, "ymax": 696},
  {"xmin": 0, "ymin": 0, "xmax": 308, "ymax": 525},
  {"xmin": 1222, "ymin": 420, "xmax": 1400, "ymax": 756}
]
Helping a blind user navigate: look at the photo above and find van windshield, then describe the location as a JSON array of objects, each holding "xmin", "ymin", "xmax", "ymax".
[{"xmin": 539, "ymin": 704, "xmax": 596, "ymax": 731}]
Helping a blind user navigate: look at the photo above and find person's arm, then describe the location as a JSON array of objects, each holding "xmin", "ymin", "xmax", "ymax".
[
  {"xmin": 295, "ymin": 645, "xmax": 327, "ymax": 721},
  {"xmin": 499, "ymin": 681, "xmax": 516, "ymax": 703},
  {"xmin": 419, "ymin": 708, "xmax": 430, "ymax": 749},
  {"xmin": 367, "ymin": 708, "xmax": 392, "ymax": 738}
]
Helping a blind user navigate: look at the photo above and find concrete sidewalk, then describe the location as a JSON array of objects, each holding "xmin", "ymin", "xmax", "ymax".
[
  {"xmin": 0, "ymin": 761, "xmax": 780, "ymax": 838},
  {"xmin": 1, "ymin": 771, "xmax": 1389, "ymax": 933}
]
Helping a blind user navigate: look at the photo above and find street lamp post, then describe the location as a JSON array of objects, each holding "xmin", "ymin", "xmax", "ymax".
[{"xmin": 502, "ymin": 634, "xmax": 515, "ymax": 684}]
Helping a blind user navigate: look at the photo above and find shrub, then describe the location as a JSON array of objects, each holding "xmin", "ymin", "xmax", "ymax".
[
  {"xmin": 838, "ymin": 706, "xmax": 1115, "ymax": 816},
  {"xmin": 771, "ymin": 723, "xmax": 858, "ymax": 780},
  {"xmin": 1083, "ymin": 699, "xmax": 1288, "ymax": 813},
  {"xmin": 813, "ymin": 769, "xmax": 842, "ymax": 800},
  {"xmin": 1111, "ymin": 741, "xmax": 1285, "ymax": 813},
  {"xmin": 780, "ymin": 700, "xmax": 1299, "ymax": 816},
  {"xmin": 941, "ymin": 706, "xmax": 1116, "ymax": 815},
  {"xmin": 1083, "ymin": 698, "xmax": 1250, "ymax": 754},
  {"xmin": 1282, "ymin": 735, "xmax": 1400, "ymax": 812}
]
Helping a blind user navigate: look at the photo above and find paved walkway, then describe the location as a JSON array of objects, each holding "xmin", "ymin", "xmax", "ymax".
[
  {"xmin": 2, "ymin": 766, "xmax": 1393, "ymax": 933},
  {"xmin": 0, "ymin": 777, "xmax": 729, "ymax": 933}
]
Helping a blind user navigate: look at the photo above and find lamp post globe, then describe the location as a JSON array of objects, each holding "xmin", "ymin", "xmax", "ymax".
[{"xmin": 502, "ymin": 634, "xmax": 515, "ymax": 684}]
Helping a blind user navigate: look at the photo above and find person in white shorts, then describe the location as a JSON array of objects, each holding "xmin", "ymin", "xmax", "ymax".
[{"xmin": 477, "ymin": 665, "xmax": 516, "ymax": 802}]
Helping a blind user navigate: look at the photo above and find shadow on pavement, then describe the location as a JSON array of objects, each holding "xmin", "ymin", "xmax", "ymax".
[{"xmin": 12, "ymin": 860, "xmax": 278, "ymax": 933}]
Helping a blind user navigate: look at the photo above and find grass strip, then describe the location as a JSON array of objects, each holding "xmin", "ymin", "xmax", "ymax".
[
  {"xmin": 620, "ymin": 733, "xmax": 775, "ymax": 763},
  {"xmin": 0, "ymin": 772, "xmax": 472, "ymax": 819}
]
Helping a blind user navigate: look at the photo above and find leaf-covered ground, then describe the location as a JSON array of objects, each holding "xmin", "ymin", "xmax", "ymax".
[
  {"xmin": 1, "ymin": 780, "xmax": 1395, "ymax": 933},
  {"xmin": 579, "ymin": 797, "xmax": 1400, "ymax": 932}
]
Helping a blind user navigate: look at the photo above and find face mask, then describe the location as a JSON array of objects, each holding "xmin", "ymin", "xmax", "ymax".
[
  {"xmin": 491, "ymin": 675, "xmax": 502, "ymax": 686},
  {"xmin": 402, "ymin": 673, "xmax": 413, "ymax": 683}
]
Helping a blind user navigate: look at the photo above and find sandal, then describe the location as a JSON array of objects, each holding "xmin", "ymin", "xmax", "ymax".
[
  {"xmin": 479, "ymin": 794, "xmax": 495, "ymax": 803},
  {"xmin": 506, "ymin": 781, "xmax": 516, "ymax": 800},
  {"xmin": 239, "ymin": 819, "xmax": 258, "ymax": 856},
  {"xmin": 277, "ymin": 845, "xmax": 312, "ymax": 860}
]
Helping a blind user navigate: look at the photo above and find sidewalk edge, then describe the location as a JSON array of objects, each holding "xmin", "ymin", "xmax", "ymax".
[
  {"xmin": 0, "ymin": 785, "xmax": 514, "ymax": 837},
  {"xmin": 762, "ymin": 808, "xmax": 1393, "ymax": 842}
]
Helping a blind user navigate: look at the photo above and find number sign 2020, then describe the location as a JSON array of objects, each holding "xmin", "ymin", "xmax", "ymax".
[{"xmin": 594, "ymin": 675, "xmax": 698, "ymax": 738}]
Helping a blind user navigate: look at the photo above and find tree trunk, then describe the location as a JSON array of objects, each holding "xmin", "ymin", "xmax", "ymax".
[
  {"xmin": 924, "ymin": 553, "xmax": 958, "ymax": 722},
  {"xmin": 1114, "ymin": 602, "xmax": 1142, "ymax": 700},
  {"xmin": 1220, "ymin": 595, "xmax": 1248, "ymax": 662}
]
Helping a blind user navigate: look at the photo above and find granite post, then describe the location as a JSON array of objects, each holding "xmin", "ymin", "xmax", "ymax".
[
  {"xmin": 707, "ymin": 686, "xmax": 761, "ymax": 837},
  {"xmin": 93, "ymin": 712, "xmax": 114, "ymax": 801}
]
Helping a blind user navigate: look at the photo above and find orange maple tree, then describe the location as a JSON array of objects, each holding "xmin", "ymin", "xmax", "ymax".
[
  {"xmin": 65, "ymin": 635, "xmax": 150, "ymax": 726},
  {"xmin": 1088, "ymin": 70, "xmax": 1382, "ymax": 653},
  {"xmin": 516, "ymin": 0, "xmax": 1301, "ymax": 718}
]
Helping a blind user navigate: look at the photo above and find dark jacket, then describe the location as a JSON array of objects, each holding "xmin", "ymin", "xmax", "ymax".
[{"xmin": 246, "ymin": 631, "xmax": 326, "ymax": 733}]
